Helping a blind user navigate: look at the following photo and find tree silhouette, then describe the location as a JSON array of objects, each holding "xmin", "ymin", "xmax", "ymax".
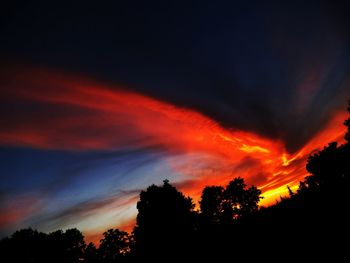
[
  {"xmin": 344, "ymin": 100, "xmax": 350, "ymax": 143},
  {"xmin": 301, "ymin": 100, "xmax": 350, "ymax": 193},
  {"xmin": 304, "ymin": 142, "xmax": 341, "ymax": 189},
  {"xmin": 64, "ymin": 228, "xmax": 86, "ymax": 263},
  {"xmin": 133, "ymin": 179, "xmax": 195, "ymax": 259},
  {"xmin": 0, "ymin": 228, "xmax": 47, "ymax": 262},
  {"xmin": 200, "ymin": 185, "xmax": 225, "ymax": 224},
  {"xmin": 98, "ymin": 229, "xmax": 132, "ymax": 262},
  {"xmin": 84, "ymin": 242, "xmax": 98, "ymax": 263},
  {"xmin": 47, "ymin": 228, "xmax": 86, "ymax": 263},
  {"xmin": 0, "ymin": 228, "xmax": 86, "ymax": 263},
  {"xmin": 225, "ymin": 177, "xmax": 261, "ymax": 219},
  {"xmin": 200, "ymin": 177, "xmax": 262, "ymax": 224}
]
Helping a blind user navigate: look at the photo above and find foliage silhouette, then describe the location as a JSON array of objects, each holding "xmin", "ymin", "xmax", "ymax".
[
  {"xmin": 133, "ymin": 179, "xmax": 195, "ymax": 260},
  {"xmin": 200, "ymin": 185, "xmax": 225, "ymax": 224},
  {"xmin": 344, "ymin": 100, "xmax": 350, "ymax": 143},
  {"xmin": 200, "ymin": 177, "xmax": 261, "ymax": 225},
  {"xmin": 0, "ymin": 228, "xmax": 86, "ymax": 263},
  {"xmin": 84, "ymin": 242, "xmax": 98, "ymax": 263},
  {"xmin": 98, "ymin": 229, "xmax": 132, "ymax": 262}
]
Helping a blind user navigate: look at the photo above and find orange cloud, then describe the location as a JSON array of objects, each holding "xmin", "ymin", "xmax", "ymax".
[{"xmin": 0, "ymin": 66, "xmax": 347, "ymax": 242}]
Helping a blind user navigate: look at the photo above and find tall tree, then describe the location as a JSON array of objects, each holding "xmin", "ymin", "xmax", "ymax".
[
  {"xmin": 133, "ymin": 180, "xmax": 195, "ymax": 259},
  {"xmin": 84, "ymin": 242, "xmax": 98, "ymax": 263},
  {"xmin": 64, "ymin": 228, "xmax": 86, "ymax": 263},
  {"xmin": 47, "ymin": 228, "xmax": 86, "ymax": 263},
  {"xmin": 200, "ymin": 186, "xmax": 225, "ymax": 223}
]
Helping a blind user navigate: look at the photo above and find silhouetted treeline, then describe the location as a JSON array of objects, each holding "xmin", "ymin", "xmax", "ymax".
[{"xmin": 1, "ymin": 101, "xmax": 350, "ymax": 262}]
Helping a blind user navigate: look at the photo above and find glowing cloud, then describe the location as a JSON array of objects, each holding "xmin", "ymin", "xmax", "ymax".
[{"xmin": 0, "ymin": 66, "xmax": 347, "ymax": 242}]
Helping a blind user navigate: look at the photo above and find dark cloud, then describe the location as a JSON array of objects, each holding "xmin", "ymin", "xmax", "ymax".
[
  {"xmin": 232, "ymin": 157, "xmax": 262, "ymax": 173},
  {"xmin": 1, "ymin": 1, "xmax": 350, "ymax": 152},
  {"xmin": 245, "ymin": 172, "xmax": 270, "ymax": 187}
]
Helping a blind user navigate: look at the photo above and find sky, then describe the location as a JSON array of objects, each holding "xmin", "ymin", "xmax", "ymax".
[{"xmin": 1, "ymin": 0, "xmax": 350, "ymax": 243}]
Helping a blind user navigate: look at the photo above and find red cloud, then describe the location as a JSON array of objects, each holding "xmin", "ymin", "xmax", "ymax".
[{"xmin": 0, "ymin": 66, "xmax": 347, "ymax": 238}]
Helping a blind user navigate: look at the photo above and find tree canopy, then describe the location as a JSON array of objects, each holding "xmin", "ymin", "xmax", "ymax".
[
  {"xmin": 200, "ymin": 177, "xmax": 262, "ymax": 224},
  {"xmin": 133, "ymin": 179, "xmax": 195, "ymax": 259}
]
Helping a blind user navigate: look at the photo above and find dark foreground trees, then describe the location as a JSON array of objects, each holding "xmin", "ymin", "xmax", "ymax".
[
  {"xmin": 254, "ymin": 100, "xmax": 350, "ymax": 259},
  {"xmin": 0, "ymin": 228, "xmax": 86, "ymax": 263},
  {"xmin": 0, "ymin": 228, "xmax": 133, "ymax": 263}
]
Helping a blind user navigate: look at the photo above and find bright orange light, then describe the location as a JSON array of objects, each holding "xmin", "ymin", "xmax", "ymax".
[{"xmin": 239, "ymin": 144, "xmax": 271, "ymax": 153}]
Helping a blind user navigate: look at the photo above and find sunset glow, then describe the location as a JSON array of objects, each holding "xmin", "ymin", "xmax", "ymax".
[{"xmin": 0, "ymin": 67, "xmax": 347, "ymax": 243}]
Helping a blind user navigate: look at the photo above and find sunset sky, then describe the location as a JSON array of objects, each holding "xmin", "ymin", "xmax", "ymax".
[{"xmin": 1, "ymin": 1, "xmax": 350, "ymax": 243}]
